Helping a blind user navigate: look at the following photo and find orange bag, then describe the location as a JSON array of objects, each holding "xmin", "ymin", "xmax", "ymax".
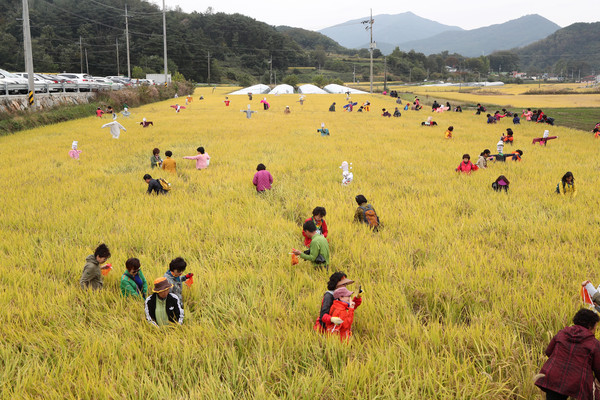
[
  {"xmin": 291, "ymin": 253, "xmax": 299, "ymax": 265},
  {"xmin": 184, "ymin": 276, "xmax": 194, "ymax": 288},
  {"xmin": 101, "ymin": 263, "xmax": 112, "ymax": 276}
]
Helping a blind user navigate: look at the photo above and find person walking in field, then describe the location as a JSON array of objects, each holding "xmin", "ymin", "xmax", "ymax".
[
  {"xmin": 164, "ymin": 257, "xmax": 193, "ymax": 301},
  {"xmin": 324, "ymin": 286, "xmax": 362, "ymax": 342},
  {"xmin": 354, "ymin": 195, "xmax": 381, "ymax": 230},
  {"xmin": 556, "ymin": 172, "xmax": 576, "ymax": 197},
  {"xmin": 145, "ymin": 277, "xmax": 184, "ymax": 327},
  {"xmin": 253, "ymin": 163, "xmax": 273, "ymax": 193},
  {"xmin": 314, "ymin": 272, "xmax": 354, "ymax": 333},
  {"xmin": 150, "ymin": 148, "xmax": 163, "ymax": 169},
  {"xmin": 80, "ymin": 243, "xmax": 111, "ymax": 290},
  {"xmin": 535, "ymin": 308, "xmax": 600, "ymax": 400},
  {"xmin": 183, "ymin": 147, "xmax": 210, "ymax": 170},
  {"xmin": 292, "ymin": 220, "xmax": 330, "ymax": 270},
  {"xmin": 120, "ymin": 257, "xmax": 148, "ymax": 299},
  {"xmin": 303, "ymin": 207, "xmax": 328, "ymax": 246},
  {"xmin": 162, "ymin": 151, "xmax": 176, "ymax": 173}
]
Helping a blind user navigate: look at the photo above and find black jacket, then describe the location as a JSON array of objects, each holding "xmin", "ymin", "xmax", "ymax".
[
  {"xmin": 147, "ymin": 179, "xmax": 166, "ymax": 195},
  {"xmin": 145, "ymin": 293, "xmax": 184, "ymax": 326}
]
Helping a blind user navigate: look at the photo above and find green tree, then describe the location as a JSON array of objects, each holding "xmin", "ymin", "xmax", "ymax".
[
  {"xmin": 282, "ymin": 74, "xmax": 299, "ymax": 87},
  {"xmin": 132, "ymin": 66, "xmax": 145, "ymax": 79},
  {"xmin": 312, "ymin": 75, "xmax": 327, "ymax": 88}
]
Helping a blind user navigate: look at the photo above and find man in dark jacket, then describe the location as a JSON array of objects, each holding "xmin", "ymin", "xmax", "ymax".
[
  {"xmin": 145, "ymin": 277, "xmax": 184, "ymax": 327},
  {"xmin": 143, "ymin": 174, "xmax": 166, "ymax": 195},
  {"xmin": 535, "ymin": 308, "xmax": 600, "ymax": 400}
]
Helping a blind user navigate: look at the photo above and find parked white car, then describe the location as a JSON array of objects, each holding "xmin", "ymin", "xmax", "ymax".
[
  {"xmin": 0, "ymin": 69, "xmax": 29, "ymax": 94},
  {"xmin": 57, "ymin": 73, "xmax": 94, "ymax": 84},
  {"xmin": 93, "ymin": 77, "xmax": 123, "ymax": 89},
  {"xmin": 14, "ymin": 73, "xmax": 59, "ymax": 92}
]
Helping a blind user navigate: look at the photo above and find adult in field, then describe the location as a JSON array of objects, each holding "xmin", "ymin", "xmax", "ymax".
[
  {"xmin": 162, "ymin": 151, "xmax": 176, "ymax": 173},
  {"xmin": 476, "ymin": 149, "xmax": 492, "ymax": 169},
  {"xmin": 150, "ymin": 148, "xmax": 163, "ymax": 169},
  {"xmin": 183, "ymin": 147, "xmax": 210, "ymax": 170},
  {"xmin": 292, "ymin": 220, "xmax": 330, "ymax": 270},
  {"xmin": 393, "ymin": 107, "xmax": 401, "ymax": 117},
  {"xmin": 354, "ymin": 195, "xmax": 381, "ymax": 230},
  {"xmin": 314, "ymin": 272, "xmax": 354, "ymax": 333},
  {"xmin": 252, "ymin": 163, "xmax": 273, "ymax": 193},
  {"xmin": 324, "ymin": 287, "xmax": 363, "ymax": 342},
  {"xmin": 535, "ymin": 308, "xmax": 600, "ymax": 400},
  {"xmin": 79, "ymin": 243, "xmax": 111, "ymax": 290},
  {"xmin": 303, "ymin": 207, "xmax": 328, "ymax": 246},
  {"xmin": 143, "ymin": 174, "xmax": 167, "ymax": 195},
  {"xmin": 329, "ymin": 102, "xmax": 336, "ymax": 112},
  {"xmin": 120, "ymin": 257, "xmax": 148, "ymax": 299},
  {"xmin": 145, "ymin": 277, "xmax": 184, "ymax": 327}
]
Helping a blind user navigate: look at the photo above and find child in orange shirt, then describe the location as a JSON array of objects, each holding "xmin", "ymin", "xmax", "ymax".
[
  {"xmin": 325, "ymin": 287, "xmax": 362, "ymax": 342},
  {"xmin": 445, "ymin": 126, "xmax": 454, "ymax": 139}
]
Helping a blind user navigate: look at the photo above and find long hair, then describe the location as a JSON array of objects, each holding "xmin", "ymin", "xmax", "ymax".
[{"xmin": 561, "ymin": 171, "xmax": 574, "ymax": 190}]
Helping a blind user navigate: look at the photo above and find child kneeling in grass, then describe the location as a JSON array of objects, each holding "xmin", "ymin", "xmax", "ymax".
[{"xmin": 325, "ymin": 287, "xmax": 362, "ymax": 342}]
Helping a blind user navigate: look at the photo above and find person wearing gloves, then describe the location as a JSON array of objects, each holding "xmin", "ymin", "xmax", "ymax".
[
  {"xmin": 183, "ymin": 147, "xmax": 210, "ymax": 170},
  {"xmin": 164, "ymin": 257, "xmax": 192, "ymax": 300},
  {"xmin": 144, "ymin": 277, "xmax": 184, "ymax": 327},
  {"xmin": 68, "ymin": 141, "xmax": 82, "ymax": 160},
  {"xmin": 325, "ymin": 286, "xmax": 363, "ymax": 342},
  {"xmin": 313, "ymin": 272, "xmax": 353, "ymax": 333},
  {"xmin": 79, "ymin": 243, "xmax": 111, "ymax": 290},
  {"xmin": 535, "ymin": 308, "xmax": 600, "ymax": 400},
  {"xmin": 120, "ymin": 257, "xmax": 148, "ymax": 299}
]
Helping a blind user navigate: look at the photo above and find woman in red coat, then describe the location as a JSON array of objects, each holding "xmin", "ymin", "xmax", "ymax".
[
  {"xmin": 535, "ymin": 309, "xmax": 600, "ymax": 400},
  {"xmin": 325, "ymin": 287, "xmax": 362, "ymax": 342}
]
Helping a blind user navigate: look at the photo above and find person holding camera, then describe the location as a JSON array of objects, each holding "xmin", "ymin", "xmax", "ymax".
[{"xmin": 325, "ymin": 287, "xmax": 362, "ymax": 342}]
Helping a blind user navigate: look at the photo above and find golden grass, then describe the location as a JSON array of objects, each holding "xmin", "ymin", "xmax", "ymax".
[
  {"xmin": 401, "ymin": 83, "xmax": 600, "ymax": 108},
  {"xmin": 1, "ymin": 86, "xmax": 599, "ymax": 398}
]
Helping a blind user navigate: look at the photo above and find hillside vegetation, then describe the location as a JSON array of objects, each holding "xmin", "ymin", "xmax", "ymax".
[{"xmin": 1, "ymin": 87, "xmax": 599, "ymax": 398}]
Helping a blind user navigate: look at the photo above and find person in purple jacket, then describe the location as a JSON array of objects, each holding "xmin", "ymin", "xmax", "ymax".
[{"xmin": 252, "ymin": 163, "xmax": 273, "ymax": 193}]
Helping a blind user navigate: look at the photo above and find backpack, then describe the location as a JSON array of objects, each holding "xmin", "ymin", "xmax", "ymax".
[
  {"xmin": 158, "ymin": 178, "xmax": 171, "ymax": 192},
  {"xmin": 359, "ymin": 204, "xmax": 379, "ymax": 228}
]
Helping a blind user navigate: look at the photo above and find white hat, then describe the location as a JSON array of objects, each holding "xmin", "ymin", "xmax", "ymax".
[
  {"xmin": 321, "ymin": 122, "xmax": 325, "ymax": 128},
  {"xmin": 72, "ymin": 141, "xmax": 78, "ymax": 149},
  {"xmin": 143, "ymin": 117, "xmax": 147, "ymax": 122}
]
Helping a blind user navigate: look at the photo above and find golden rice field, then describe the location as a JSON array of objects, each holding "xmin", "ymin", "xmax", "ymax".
[
  {"xmin": 403, "ymin": 83, "xmax": 600, "ymax": 108},
  {"xmin": 2, "ymin": 86, "xmax": 600, "ymax": 399}
]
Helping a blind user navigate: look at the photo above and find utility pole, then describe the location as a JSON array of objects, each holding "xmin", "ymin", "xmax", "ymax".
[
  {"xmin": 79, "ymin": 36, "xmax": 83, "ymax": 74},
  {"xmin": 353, "ymin": 64, "xmax": 356, "ymax": 83},
  {"xmin": 269, "ymin": 55, "xmax": 273, "ymax": 85},
  {"xmin": 85, "ymin": 48, "xmax": 89, "ymax": 74},
  {"xmin": 116, "ymin": 38, "xmax": 120, "ymax": 76},
  {"xmin": 125, "ymin": 4, "xmax": 131, "ymax": 78},
  {"xmin": 361, "ymin": 10, "xmax": 374, "ymax": 93},
  {"xmin": 383, "ymin": 56, "xmax": 387, "ymax": 91},
  {"xmin": 22, "ymin": 0, "xmax": 35, "ymax": 109},
  {"xmin": 162, "ymin": 0, "xmax": 168, "ymax": 86},
  {"xmin": 207, "ymin": 51, "xmax": 210, "ymax": 85}
]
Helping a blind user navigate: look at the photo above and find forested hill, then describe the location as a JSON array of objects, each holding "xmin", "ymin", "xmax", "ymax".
[
  {"xmin": 514, "ymin": 22, "xmax": 600, "ymax": 76},
  {"xmin": 0, "ymin": 0, "xmax": 308, "ymax": 82},
  {"xmin": 275, "ymin": 26, "xmax": 346, "ymax": 53}
]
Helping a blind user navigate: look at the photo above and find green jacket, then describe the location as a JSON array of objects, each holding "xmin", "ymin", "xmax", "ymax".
[
  {"xmin": 299, "ymin": 234, "xmax": 330, "ymax": 267},
  {"xmin": 80, "ymin": 254, "xmax": 103, "ymax": 290},
  {"xmin": 120, "ymin": 270, "xmax": 148, "ymax": 299}
]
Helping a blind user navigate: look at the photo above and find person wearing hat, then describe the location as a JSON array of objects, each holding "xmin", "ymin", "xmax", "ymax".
[
  {"xmin": 144, "ymin": 277, "xmax": 184, "ymax": 327},
  {"xmin": 313, "ymin": 271, "xmax": 353, "ymax": 333},
  {"xmin": 325, "ymin": 286, "xmax": 362, "ymax": 342}
]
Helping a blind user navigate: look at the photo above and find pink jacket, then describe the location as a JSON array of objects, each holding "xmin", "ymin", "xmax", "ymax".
[
  {"xmin": 253, "ymin": 170, "xmax": 273, "ymax": 191},
  {"xmin": 183, "ymin": 153, "xmax": 210, "ymax": 169},
  {"xmin": 68, "ymin": 149, "xmax": 82, "ymax": 159}
]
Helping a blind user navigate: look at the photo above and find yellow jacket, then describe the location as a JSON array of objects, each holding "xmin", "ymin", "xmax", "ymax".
[
  {"xmin": 557, "ymin": 181, "xmax": 576, "ymax": 196},
  {"xmin": 162, "ymin": 157, "xmax": 176, "ymax": 173}
]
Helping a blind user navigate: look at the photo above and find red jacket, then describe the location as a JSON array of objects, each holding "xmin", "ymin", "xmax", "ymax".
[
  {"xmin": 324, "ymin": 297, "xmax": 362, "ymax": 342},
  {"xmin": 536, "ymin": 325, "xmax": 600, "ymax": 399},
  {"xmin": 303, "ymin": 217, "xmax": 328, "ymax": 246},
  {"xmin": 456, "ymin": 161, "xmax": 477, "ymax": 173}
]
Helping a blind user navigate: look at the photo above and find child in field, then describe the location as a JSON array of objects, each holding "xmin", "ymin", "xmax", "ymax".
[
  {"xmin": 393, "ymin": 107, "xmax": 401, "ymax": 117},
  {"xmin": 535, "ymin": 308, "xmax": 600, "ymax": 400},
  {"xmin": 69, "ymin": 141, "xmax": 82, "ymax": 160},
  {"xmin": 325, "ymin": 287, "xmax": 362, "ymax": 342},
  {"xmin": 183, "ymin": 147, "xmax": 210, "ymax": 170},
  {"xmin": 445, "ymin": 126, "xmax": 454, "ymax": 139},
  {"xmin": 456, "ymin": 154, "xmax": 477, "ymax": 173},
  {"xmin": 522, "ymin": 108, "xmax": 533, "ymax": 121},
  {"xmin": 486, "ymin": 114, "xmax": 496, "ymax": 124},
  {"xmin": 145, "ymin": 277, "xmax": 184, "ymax": 327},
  {"xmin": 455, "ymin": 105, "xmax": 462, "ymax": 112},
  {"xmin": 253, "ymin": 163, "xmax": 273, "ymax": 192},
  {"xmin": 314, "ymin": 271, "xmax": 354, "ymax": 333},
  {"xmin": 354, "ymin": 194, "xmax": 381, "ymax": 230},
  {"xmin": 475, "ymin": 104, "xmax": 486, "ymax": 115},
  {"xmin": 120, "ymin": 257, "xmax": 148, "ymax": 299},
  {"xmin": 292, "ymin": 220, "xmax": 330, "ymax": 269},
  {"xmin": 303, "ymin": 207, "xmax": 328, "ymax": 246},
  {"xmin": 492, "ymin": 175, "xmax": 510, "ymax": 192},
  {"xmin": 503, "ymin": 128, "xmax": 514, "ymax": 145},
  {"xmin": 381, "ymin": 108, "xmax": 391, "ymax": 117},
  {"xmin": 143, "ymin": 174, "xmax": 168, "ymax": 195},
  {"xmin": 404, "ymin": 103, "xmax": 410, "ymax": 111},
  {"xmin": 162, "ymin": 150, "xmax": 176, "ymax": 173},
  {"xmin": 151, "ymin": 148, "xmax": 163, "ymax": 169},
  {"xmin": 556, "ymin": 172, "xmax": 576, "ymax": 196},
  {"xmin": 476, "ymin": 149, "xmax": 492, "ymax": 169},
  {"xmin": 96, "ymin": 107, "xmax": 104, "ymax": 118},
  {"xmin": 329, "ymin": 102, "xmax": 336, "ymax": 112},
  {"xmin": 513, "ymin": 114, "xmax": 520, "ymax": 124},
  {"xmin": 164, "ymin": 257, "xmax": 193, "ymax": 300},
  {"xmin": 79, "ymin": 243, "xmax": 111, "ymax": 290}
]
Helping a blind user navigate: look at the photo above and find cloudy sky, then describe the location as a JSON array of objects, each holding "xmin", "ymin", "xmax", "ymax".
[{"xmin": 159, "ymin": 0, "xmax": 598, "ymax": 31}]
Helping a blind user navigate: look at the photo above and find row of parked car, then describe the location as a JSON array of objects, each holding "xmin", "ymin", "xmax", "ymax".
[{"xmin": 0, "ymin": 69, "xmax": 155, "ymax": 95}]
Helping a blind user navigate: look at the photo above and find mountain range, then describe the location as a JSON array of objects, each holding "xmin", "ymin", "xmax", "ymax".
[{"xmin": 318, "ymin": 13, "xmax": 561, "ymax": 56}]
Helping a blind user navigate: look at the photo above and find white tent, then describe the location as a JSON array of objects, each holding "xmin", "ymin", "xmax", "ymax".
[
  {"xmin": 268, "ymin": 84, "xmax": 294, "ymax": 94},
  {"xmin": 229, "ymin": 84, "xmax": 270, "ymax": 95},
  {"xmin": 323, "ymin": 84, "xmax": 368, "ymax": 94},
  {"xmin": 297, "ymin": 84, "xmax": 327, "ymax": 94}
]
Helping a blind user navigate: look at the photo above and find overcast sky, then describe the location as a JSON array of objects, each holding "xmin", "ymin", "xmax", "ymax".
[{"xmin": 159, "ymin": 0, "xmax": 598, "ymax": 31}]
